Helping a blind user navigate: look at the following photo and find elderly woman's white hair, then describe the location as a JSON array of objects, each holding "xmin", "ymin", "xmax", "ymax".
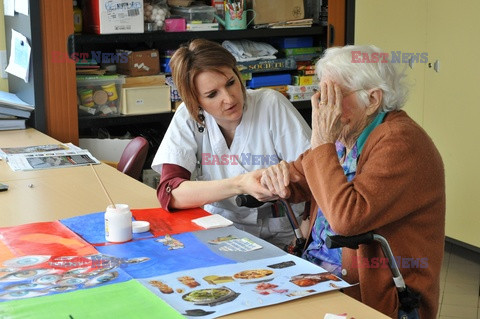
[{"xmin": 315, "ymin": 45, "xmax": 409, "ymax": 112}]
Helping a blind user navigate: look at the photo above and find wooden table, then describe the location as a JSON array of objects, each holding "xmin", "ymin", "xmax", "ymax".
[{"xmin": 0, "ymin": 128, "xmax": 389, "ymax": 319}]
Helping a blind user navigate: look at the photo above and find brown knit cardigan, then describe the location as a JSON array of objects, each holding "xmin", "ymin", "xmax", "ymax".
[{"xmin": 287, "ymin": 110, "xmax": 445, "ymax": 318}]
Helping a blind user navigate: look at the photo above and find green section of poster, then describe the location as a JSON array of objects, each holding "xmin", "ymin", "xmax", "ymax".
[{"xmin": 0, "ymin": 280, "xmax": 184, "ymax": 319}]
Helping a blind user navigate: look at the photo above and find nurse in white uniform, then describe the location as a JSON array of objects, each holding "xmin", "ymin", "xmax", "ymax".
[{"xmin": 151, "ymin": 39, "xmax": 311, "ymax": 247}]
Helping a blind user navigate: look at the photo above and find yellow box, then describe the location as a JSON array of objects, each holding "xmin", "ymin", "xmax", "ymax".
[
  {"xmin": 293, "ymin": 75, "xmax": 316, "ymax": 86},
  {"xmin": 120, "ymin": 85, "xmax": 171, "ymax": 115}
]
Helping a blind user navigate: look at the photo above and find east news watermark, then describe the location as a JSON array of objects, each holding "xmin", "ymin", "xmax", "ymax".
[
  {"xmin": 201, "ymin": 153, "xmax": 279, "ymax": 166},
  {"xmin": 351, "ymin": 256, "xmax": 429, "ymax": 269},
  {"xmin": 51, "ymin": 51, "xmax": 128, "ymax": 64},
  {"xmin": 352, "ymin": 51, "xmax": 429, "ymax": 64}
]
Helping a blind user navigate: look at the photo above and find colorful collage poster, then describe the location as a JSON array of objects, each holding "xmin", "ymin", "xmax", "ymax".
[{"xmin": 0, "ymin": 208, "xmax": 351, "ymax": 318}]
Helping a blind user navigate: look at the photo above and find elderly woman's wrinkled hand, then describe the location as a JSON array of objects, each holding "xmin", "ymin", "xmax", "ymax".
[
  {"xmin": 311, "ymin": 80, "xmax": 343, "ymax": 149},
  {"xmin": 260, "ymin": 160, "xmax": 298, "ymax": 199},
  {"xmin": 239, "ymin": 168, "xmax": 277, "ymax": 202}
]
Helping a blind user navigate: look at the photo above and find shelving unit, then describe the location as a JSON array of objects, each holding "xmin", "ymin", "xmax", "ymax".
[{"xmin": 69, "ymin": 26, "xmax": 325, "ymax": 134}]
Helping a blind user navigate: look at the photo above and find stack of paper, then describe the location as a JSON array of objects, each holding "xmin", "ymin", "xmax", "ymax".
[
  {"xmin": 0, "ymin": 143, "xmax": 100, "ymax": 171},
  {"xmin": 0, "ymin": 90, "xmax": 34, "ymax": 131},
  {"xmin": 254, "ymin": 18, "xmax": 314, "ymax": 29},
  {"xmin": 191, "ymin": 214, "xmax": 233, "ymax": 229}
]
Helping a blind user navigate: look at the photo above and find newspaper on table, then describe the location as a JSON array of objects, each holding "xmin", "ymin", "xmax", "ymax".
[{"xmin": 0, "ymin": 143, "xmax": 100, "ymax": 171}]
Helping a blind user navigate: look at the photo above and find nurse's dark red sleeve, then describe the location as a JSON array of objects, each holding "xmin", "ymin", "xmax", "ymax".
[{"xmin": 156, "ymin": 163, "xmax": 191, "ymax": 211}]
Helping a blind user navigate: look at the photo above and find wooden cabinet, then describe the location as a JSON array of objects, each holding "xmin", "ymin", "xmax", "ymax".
[
  {"xmin": 39, "ymin": 0, "xmax": 79, "ymax": 144},
  {"xmin": 355, "ymin": 0, "xmax": 480, "ymax": 249},
  {"xmin": 39, "ymin": 0, "xmax": 347, "ymax": 142}
]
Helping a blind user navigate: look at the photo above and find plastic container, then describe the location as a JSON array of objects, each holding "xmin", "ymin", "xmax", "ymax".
[
  {"xmin": 76, "ymin": 75, "xmax": 125, "ymax": 116},
  {"xmin": 271, "ymin": 36, "xmax": 314, "ymax": 49},
  {"xmin": 144, "ymin": 0, "xmax": 170, "ymax": 31},
  {"xmin": 169, "ymin": 4, "xmax": 215, "ymax": 23},
  {"xmin": 104, "ymin": 204, "xmax": 133, "ymax": 243}
]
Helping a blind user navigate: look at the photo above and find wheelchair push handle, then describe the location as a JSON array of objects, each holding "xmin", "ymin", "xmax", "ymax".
[
  {"xmin": 326, "ymin": 232, "xmax": 375, "ymax": 249},
  {"xmin": 235, "ymin": 194, "xmax": 275, "ymax": 208}
]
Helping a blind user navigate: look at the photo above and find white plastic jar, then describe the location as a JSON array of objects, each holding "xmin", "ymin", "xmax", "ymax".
[{"xmin": 104, "ymin": 204, "xmax": 133, "ymax": 242}]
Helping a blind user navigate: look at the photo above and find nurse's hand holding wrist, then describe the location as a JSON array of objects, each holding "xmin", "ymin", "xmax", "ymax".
[
  {"xmin": 236, "ymin": 169, "xmax": 276, "ymax": 202},
  {"xmin": 311, "ymin": 80, "xmax": 343, "ymax": 149}
]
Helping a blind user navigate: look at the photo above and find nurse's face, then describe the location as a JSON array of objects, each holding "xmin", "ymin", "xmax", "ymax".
[{"xmin": 194, "ymin": 67, "xmax": 244, "ymax": 129}]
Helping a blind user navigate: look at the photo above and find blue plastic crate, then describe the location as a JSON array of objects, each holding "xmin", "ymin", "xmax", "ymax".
[{"xmin": 272, "ymin": 36, "xmax": 314, "ymax": 49}]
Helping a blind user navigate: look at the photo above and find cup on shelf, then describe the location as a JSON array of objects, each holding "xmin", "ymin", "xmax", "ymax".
[{"xmin": 215, "ymin": 9, "xmax": 255, "ymax": 30}]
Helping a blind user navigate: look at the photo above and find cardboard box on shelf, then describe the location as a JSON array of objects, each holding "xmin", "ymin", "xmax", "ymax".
[
  {"xmin": 116, "ymin": 49, "xmax": 160, "ymax": 77},
  {"xmin": 249, "ymin": 0, "xmax": 304, "ymax": 25},
  {"xmin": 120, "ymin": 85, "xmax": 171, "ymax": 115},
  {"xmin": 83, "ymin": 0, "xmax": 144, "ymax": 34},
  {"xmin": 236, "ymin": 58, "xmax": 297, "ymax": 74},
  {"xmin": 123, "ymin": 74, "xmax": 166, "ymax": 88}
]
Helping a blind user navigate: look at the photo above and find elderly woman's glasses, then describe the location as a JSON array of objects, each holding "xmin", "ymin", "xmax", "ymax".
[
  {"xmin": 342, "ymin": 89, "xmax": 364, "ymax": 97},
  {"xmin": 315, "ymin": 88, "xmax": 363, "ymax": 101}
]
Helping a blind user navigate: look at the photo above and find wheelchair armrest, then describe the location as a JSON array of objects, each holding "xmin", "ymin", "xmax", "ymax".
[{"xmin": 326, "ymin": 232, "xmax": 375, "ymax": 249}]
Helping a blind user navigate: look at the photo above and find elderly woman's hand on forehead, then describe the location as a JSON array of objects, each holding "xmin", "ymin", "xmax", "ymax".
[{"xmin": 311, "ymin": 80, "xmax": 343, "ymax": 149}]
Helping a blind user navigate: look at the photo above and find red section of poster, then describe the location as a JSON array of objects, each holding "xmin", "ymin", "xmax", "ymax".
[
  {"xmin": 132, "ymin": 207, "xmax": 211, "ymax": 237},
  {"xmin": 0, "ymin": 221, "xmax": 98, "ymax": 260}
]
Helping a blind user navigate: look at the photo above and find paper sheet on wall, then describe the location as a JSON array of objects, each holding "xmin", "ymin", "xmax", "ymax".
[
  {"xmin": 3, "ymin": 0, "xmax": 15, "ymax": 16},
  {"xmin": 14, "ymin": 0, "xmax": 29, "ymax": 16},
  {"xmin": 5, "ymin": 29, "xmax": 31, "ymax": 83}
]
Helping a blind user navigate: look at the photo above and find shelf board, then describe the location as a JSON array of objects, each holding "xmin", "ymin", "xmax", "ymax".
[
  {"xmin": 78, "ymin": 112, "xmax": 175, "ymax": 129},
  {"xmin": 78, "ymin": 101, "xmax": 311, "ymax": 130},
  {"xmin": 68, "ymin": 26, "xmax": 324, "ymax": 53}
]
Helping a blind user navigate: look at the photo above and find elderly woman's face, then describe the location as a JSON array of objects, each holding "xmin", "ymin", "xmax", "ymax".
[
  {"xmin": 339, "ymin": 90, "xmax": 366, "ymax": 137},
  {"xmin": 194, "ymin": 66, "xmax": 244, "ymax": 129},
  {"xmin": 321, "ymin": 80, "xmax": 371, "ymax": 146}
]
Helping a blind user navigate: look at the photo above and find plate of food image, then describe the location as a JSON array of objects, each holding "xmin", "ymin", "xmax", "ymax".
[
  {"xmin": 182, "ymin": 287, "xmax": 239, "ymax": 306},
  {"xmin": 289, "ymin": 272, "xmax": 341, "ymax": 287},
  {"xmin": 233, "ymin": 269, "xmax": 274, "ymax": 281}
]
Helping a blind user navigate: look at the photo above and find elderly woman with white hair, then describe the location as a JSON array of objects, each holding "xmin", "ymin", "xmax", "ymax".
[{"xmin": 258, "ymin": 45, "xmax": 445, "ymax": 318}]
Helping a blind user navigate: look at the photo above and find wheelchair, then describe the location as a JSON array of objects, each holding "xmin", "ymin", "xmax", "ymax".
[{"xmin": 236, "ymin": 194, "xmax": 421, "ymax": 318}]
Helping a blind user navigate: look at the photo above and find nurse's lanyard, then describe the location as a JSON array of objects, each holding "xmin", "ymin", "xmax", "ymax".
[{"xmin": 195, "ymin": 110, "xmax": 205, "ymax": 177}]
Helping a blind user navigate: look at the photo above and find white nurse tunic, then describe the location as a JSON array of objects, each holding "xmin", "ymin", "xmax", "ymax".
[{"xmin": 152, "ymin": 89, "xmax": 311, "ymax": 244}]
